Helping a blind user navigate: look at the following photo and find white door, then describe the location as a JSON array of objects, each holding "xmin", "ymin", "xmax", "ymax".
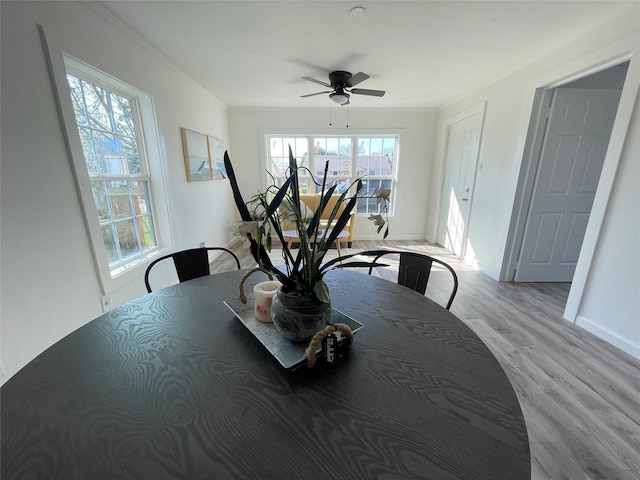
[
  {"xmin": 515, "ymin": 88, "xmax": 621, "ymax": 282},
  {"xmin": 441, "ymin": 113, "xmax": 483, "ymax": 258}
]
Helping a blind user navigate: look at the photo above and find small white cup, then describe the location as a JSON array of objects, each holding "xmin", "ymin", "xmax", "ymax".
[{"xmin": 253, "ymin": 280, "xmax": 281, "ymax": 322}]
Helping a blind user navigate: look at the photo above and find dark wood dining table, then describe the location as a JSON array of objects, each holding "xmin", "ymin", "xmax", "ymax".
[{"xmin": 1, "ymin": 269, "xmax": 530, "ymax": 479}]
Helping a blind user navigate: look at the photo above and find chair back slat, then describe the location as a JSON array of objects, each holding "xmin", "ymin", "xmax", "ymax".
[
  {"xmin": 173, "ymin": 249, "xmax": 211, "ymax": 283},
  {"xmin": 398, "ymin": 255, "xmax": 433, "ymax": 295}
]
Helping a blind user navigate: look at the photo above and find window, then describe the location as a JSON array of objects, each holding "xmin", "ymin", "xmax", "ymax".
[
  {"xmin": 66, "ymin": 72, "xmax": 157, "ymax": 265},
  {"xmin": 354, "ymin": 137, "xmax": 396, "ymax": 216},
  {"xmin": 267, "ymin": 135, "xmax": 397, "ymax": 215},
  {"xmin": 49, "ymin": 54, "xmax": 172, "ymax": 293}
]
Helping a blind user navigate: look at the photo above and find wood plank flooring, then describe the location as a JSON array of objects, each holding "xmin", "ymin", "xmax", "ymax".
[{"xmin": 216, "ymin": 239, "xmax": 640, "ymax": 480}]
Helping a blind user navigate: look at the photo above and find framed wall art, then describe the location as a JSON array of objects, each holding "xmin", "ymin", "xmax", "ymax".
[
  {"xmin": 181, "ymin": 128, "xmax": 213, "ymax": 181},
  {"xmin": 208, "ymin": 135, "xmax": 226, "ymax": 179}
]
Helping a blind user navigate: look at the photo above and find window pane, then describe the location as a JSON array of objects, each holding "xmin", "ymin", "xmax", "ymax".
[
  {"xmin": 130, "ymin": 181, "xmax": 150, "ymax": 215},
  {"xmin": 298, "ymin": 178, "xmax": 309, "ymax": 194},
  {"xmin": 355, "ymin": 137, "xmax": 395, "ymax": 215},
  {"xmin": 67, "ymin": 76, "xmax": 89, "ymax": 127},
  {"xmin": 137, "ymin": 216, "xmax": 155, "ymax": 249},
  {"xmin": 78, "ymin": 127, "xmax": 100, "ymax": 174},
  {"xmin": 91, "ymin": 181, "xmax": 110, "ymax": 222},
  {"xmin": 269, "ymin": 136, "xmax": 309, "ymax": 190},
  {"xmin": 96, "ymin": 133, "xmax": 126, "ymax": 174},
  {"xmin": 110, "ymin": 94, "xmax": 135, "ymax": 138},
  {"xmin": 107, "ymin": 181, "xmax": 132, "ymax": 219},
  {"xmin": 271, "ymin": 155, "xmax": 287, "ymax": 176},
  {"xmin": 101, "ymin": 224, "xmax": 118, "ymax": 263},
  {"xmin": 115, "ymin": 219, "xmax": 139, "ymax": 259},
  {"xmin": 67, "ymin": 73, "xmax": 143, "ymax": 176},
  {"xmin": 96, "ymin": 180, "xmax": 157, "ymax": 264},
  {"xmin": 313, "ymin": 137, "xmax": 351, "ymax": 190},
  {"xmin": 124, "ymin": 145, "xmax": 141, "ymax": 174},
  {"xmin": 82, "ymin": 82, "xmax": 111, "ymax": 130}
]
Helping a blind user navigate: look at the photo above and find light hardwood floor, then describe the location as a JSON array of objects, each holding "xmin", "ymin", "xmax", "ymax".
[{"xmin": 217, "ymin": 239, "xmax": 640, "ymax": 480}]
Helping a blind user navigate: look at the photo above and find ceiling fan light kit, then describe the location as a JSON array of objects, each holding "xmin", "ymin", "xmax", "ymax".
[
  {"xmin": 301, "ymin": 70, "xmax": 385, "ymax": 106},
  {"xmin": 330, "ymin": 91, "xmax": 350, "ymax": 105}
]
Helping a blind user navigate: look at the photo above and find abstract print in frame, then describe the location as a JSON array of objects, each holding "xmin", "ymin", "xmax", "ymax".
[
  {"xmin": 208, "ymin": 136, "xmax": 226, "ymax": 179},
  {"xmin": 181, "ymin": 128, "xmax": 213, "ymax": 181}
]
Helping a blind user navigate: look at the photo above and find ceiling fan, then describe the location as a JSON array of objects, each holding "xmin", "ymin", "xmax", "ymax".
[{"xmin": 301, "ymin": 71, "xmax": 385, "ymax": 105}]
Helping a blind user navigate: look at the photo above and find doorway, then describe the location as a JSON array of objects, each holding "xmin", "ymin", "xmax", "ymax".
[
  {"xmin": 511, "ymin": 62, "xmax": 628, "ymax": 282},
  {"xmin": 438, "ymin": 103, "xmax": 485, "ymax": 262}
]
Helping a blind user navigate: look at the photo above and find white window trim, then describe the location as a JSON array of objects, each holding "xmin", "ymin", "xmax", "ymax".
[
  {"xmin": 39, "ymin": 25, "xmax": 173, "ymax": 294},
  {"xmin": 262, "ymin": 131, "xmax": 400, "ymax": 217}
]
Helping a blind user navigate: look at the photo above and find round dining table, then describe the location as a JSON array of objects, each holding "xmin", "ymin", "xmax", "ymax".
[{"xmin": 1, "ymin": 269, "xmax": 530, "ymax": 479}]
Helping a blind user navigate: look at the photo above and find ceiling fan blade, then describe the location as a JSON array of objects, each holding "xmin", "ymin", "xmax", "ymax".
[
  {"xmin": 351, "ymin": 88, "xmax": 385, "ymax": 97},
  {"xmin": 302, "ymin": 76, "xmax": 331, "ymax": 88},
  {"xmin": 301, "ymin": 90, "xmax": 332, "ymax": 98},
  {"xmin": 346, "ymin": 72, "xmax": 369, "ymax": 87}
]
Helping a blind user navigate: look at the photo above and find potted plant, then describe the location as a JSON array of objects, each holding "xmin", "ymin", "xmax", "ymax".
[{"xmin": 224, "ymin": 146, "xmax": 389, "ymax": 341}]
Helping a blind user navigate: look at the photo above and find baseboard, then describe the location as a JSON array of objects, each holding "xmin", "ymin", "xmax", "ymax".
[
  {"xmin": 354, "ymin": 234, "xmax": 427, "ymax": 241},
  {"xmin": 424, "ymin": 233, "xmax": 437, "ymax": 244},
  {"xmin": 477, "ymin": 263, "xmax": 499, "ymax": 281},
  {"xmin": 575, "ymin": 315, "xmax": 640, "ymax": 360}
]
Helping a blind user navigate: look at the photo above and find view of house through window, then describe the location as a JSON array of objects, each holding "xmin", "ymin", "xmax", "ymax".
[
  {"xmin": 66, "ymin": 71, "xmax": 157, "ymax": 266},
  {"xmin": 268, "ymin": 135, "xmax": 397, "ymax": 215}
]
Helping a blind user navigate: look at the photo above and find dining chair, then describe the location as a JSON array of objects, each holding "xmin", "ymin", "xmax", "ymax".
[
  {"xmin": 144, "ymin": 247, "xmax": 241, "ymax": 293},
  {"xmin": 359, "ymin": 250, "xmax": 459, "ymax": 310}
]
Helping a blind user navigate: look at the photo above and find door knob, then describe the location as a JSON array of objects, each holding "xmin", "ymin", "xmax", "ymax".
[{"xmin": 461, "ymin": 198, "xmax": 468, "ymax": 202}]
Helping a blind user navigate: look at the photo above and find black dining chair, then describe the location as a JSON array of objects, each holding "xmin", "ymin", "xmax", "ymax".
[
  {"xmin": 144, "ymin": 247, "xmax": 241, "ymax": 293},
  {"xmin": 360, "ymin": 250, "xmax": 459, "ymax": 310}
]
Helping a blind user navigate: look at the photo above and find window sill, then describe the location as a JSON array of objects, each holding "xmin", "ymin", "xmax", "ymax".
[
  {"xmin": 110, "ymin": 247, "xmax": 171, "ymax": 278},
  {"xmin": 99, "ymin": 246, "xmax": 171, "ymax": 294}
]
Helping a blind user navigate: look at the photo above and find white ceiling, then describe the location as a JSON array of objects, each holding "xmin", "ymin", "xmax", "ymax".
[{"xmin": 98, "ymin": 1, "xmax": 635, "ymax": 109}]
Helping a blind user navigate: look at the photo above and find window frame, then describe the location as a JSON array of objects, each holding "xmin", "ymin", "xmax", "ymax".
[
  {"xmin": 41, "ymin": 23, "xmax": 173, "ymax": 295},
  {"xmin": 65, "ymin": 67, "xmax": 160, "ymax": 269},
  {"xmin": 264, "ymin": 133, "xmax": 399, "ymax": 217}
]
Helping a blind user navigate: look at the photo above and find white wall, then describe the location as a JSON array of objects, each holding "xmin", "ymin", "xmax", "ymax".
[
  {"xmin": 228, "ymin": 107, "xmax": 438, "ymax": 240},
  {"xmin": 0, "ymin": 1, "xmax": 235, "ymax": 383},
  {"xmin": 577, "ymin": 98, "xmax": 640, "ymax": 358},
  {"xmin": 432, "ymin": 9, "xmax": 639, "ymax": 357},
  {"xmin": 432, "ymin": 71, "xmax": 534, "ymax": 277}
]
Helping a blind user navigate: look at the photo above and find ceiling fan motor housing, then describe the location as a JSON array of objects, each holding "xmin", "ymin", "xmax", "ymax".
[{"xmin": 329, "ymin": 71, "xmax": 353, "ymax": 87}]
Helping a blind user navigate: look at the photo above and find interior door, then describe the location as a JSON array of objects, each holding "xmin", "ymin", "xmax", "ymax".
[
  {"xmin": 441, "ymin": 113, "xmax": 482, "ymax": 258},
  {"xmin": 515, "ymin": 88, "xmax": 622, "ymax": 282}
]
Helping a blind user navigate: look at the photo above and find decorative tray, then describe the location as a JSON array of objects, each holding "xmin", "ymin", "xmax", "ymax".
[{"xmin": 224, "ymin": 293, "xmax": 363, "ymax": 370}]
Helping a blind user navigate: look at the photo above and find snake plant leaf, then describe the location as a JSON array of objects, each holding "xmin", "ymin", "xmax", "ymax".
[
  {"xmin": 323, "ymin": 182, "xmax": 362, "ymax": 248},
  {"xmin": 305, "ymin": 184, "xmax": 337, "ymax": 238},
  {"xmin": 313, "ymin": 280, "xmax": 331, "ymax": 303},
  {"xmin": 289, "ymin": 145, "xmax": 300, "ymax": 199},
  {"xmin": 224, "ymin": 151, "xmax": 252, "ymax": 221},
  {"xmin": 265, "ymin": 174, "xmax": 294, "ymax": 218}
]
